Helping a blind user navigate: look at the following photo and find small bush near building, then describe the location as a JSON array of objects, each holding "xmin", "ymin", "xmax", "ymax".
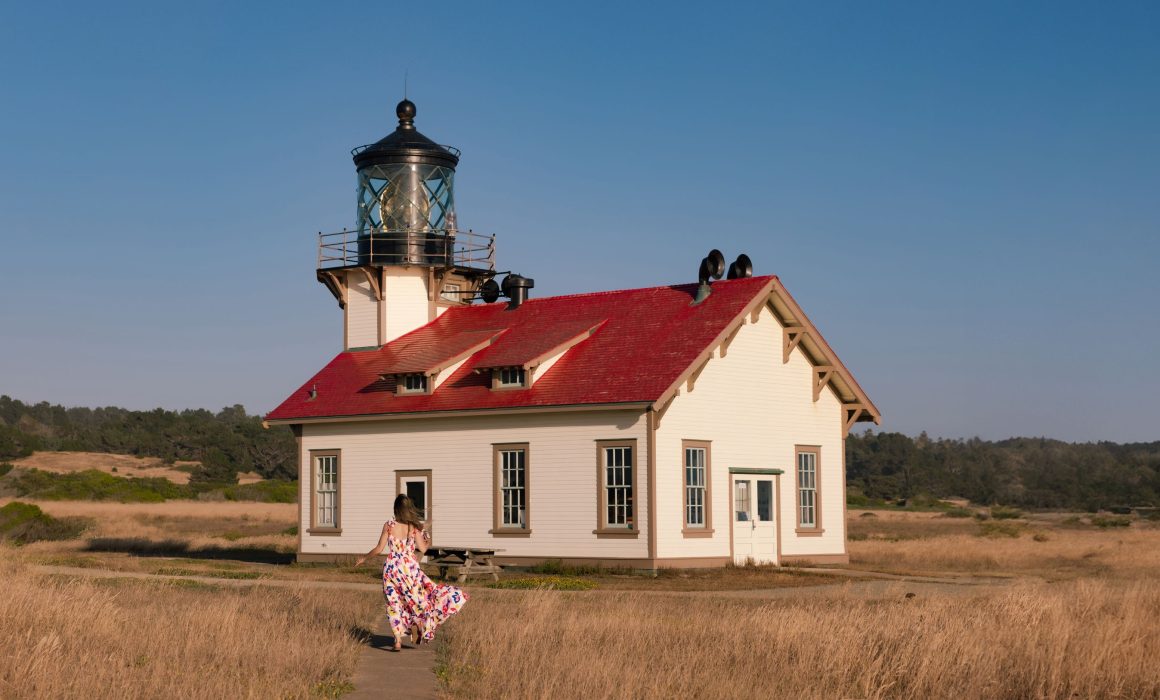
[
  {"xmin": 0, "ymin": 501, "xmax": 90, "ymax": 544},
  {"xmin": 7, "ymin": 468, "xmax": 190, "ymax": 502},
  {"xmin": 221, "ymin": 480, "xmax": 298, "ymax": 503}
]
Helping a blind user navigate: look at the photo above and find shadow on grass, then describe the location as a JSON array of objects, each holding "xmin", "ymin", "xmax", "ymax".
[{"xmin": 83, "ymin": 537, "xmax": 295, "ymax": 565}]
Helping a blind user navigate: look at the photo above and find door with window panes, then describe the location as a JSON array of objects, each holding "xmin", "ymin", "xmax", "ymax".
[{"xmin": 730, "ymin": 471, "xmax": 777, "ymax": 565}]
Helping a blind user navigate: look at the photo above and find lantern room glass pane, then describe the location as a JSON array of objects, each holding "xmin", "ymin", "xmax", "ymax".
[{"xmin": 356, "ymin": 163, "xmax": 456, "ymax": 234}]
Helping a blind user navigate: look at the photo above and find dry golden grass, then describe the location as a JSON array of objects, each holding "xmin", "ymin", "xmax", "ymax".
[
  {"xmin": 438, "ymin": 511, "xmax": 1160, "ymax": 699},
  {"xmin": 848, "ymin": 510, "xmax": 1160, "ymax": 580},
  {"xmin": 442, "ymin": 580, "xmax": 1160, "ymax": 699},
  {"xmin": 12, "ymin": 451, "xmax": 200, "ymax": 484},
  {"xmin": 0, "ymin": 548, "xmax": 380, "ymax": 699}
]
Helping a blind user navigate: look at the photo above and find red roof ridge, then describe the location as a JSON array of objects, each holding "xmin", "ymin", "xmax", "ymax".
[{"xmin": 466, "ymin": 274, "xmax": 782, "ymax": 307}]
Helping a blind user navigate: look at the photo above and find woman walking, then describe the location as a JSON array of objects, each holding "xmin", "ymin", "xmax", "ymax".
[{"xmin": 355, "ymin": 494, "xmax": 467, "ymax": 651}]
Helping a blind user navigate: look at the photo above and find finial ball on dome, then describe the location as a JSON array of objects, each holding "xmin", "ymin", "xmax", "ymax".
[{"xmin": 396, "ymin": 99, "xmax": 416, "ymax": 124}]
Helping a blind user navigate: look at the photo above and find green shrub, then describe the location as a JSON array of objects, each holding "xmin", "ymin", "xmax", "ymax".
[
  {"xmin": 488, "ymin": 575, "xmax": 597, "ymax": 591},
  {"xmin": 527, "ymin": 559, "xmax": 602, "ymax": 576},
  {"xmin": 220, "ymin": 480, "xmax": 298, "ymax": 503},
  {"xmin": 990, "ymin": 506, "xmax": 1024, "ymax": 520},
  {"xmin": 1090, "ymin": 515, "xmax": 1131, "ymax": 529},
  {"xmin": 0, "ymin": 463, "xmax": 13, "ymax": 478},
  {"xmin": 7, "ymin": 468, "xmax": 190, "ymax": 502},
  {"xmin": 282, "ymin": 524, "xmax": 299, "ymax": 536},
  {"xmin": 0, "ymin": 501, "xmax": 90, "ymax": 544}
]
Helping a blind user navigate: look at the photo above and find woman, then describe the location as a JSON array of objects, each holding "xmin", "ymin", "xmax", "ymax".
[{"xmin": 355, "ymin": 494, "xmax": 467, "ymax": 651}]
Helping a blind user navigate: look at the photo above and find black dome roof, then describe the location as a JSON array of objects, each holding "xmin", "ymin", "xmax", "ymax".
[{"xmin": 351, "ymin": 100, "xmax": 460, "ymax": 170}]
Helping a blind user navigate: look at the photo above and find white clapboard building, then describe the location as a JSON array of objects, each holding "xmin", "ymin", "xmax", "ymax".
[{"xmin": 265, "ymin": 100, "xmax": 880, "ymax": 568}]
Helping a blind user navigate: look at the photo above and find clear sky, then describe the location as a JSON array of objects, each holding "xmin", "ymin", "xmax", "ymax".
[{"xmin": 0, "ymin": 2, "xmax": 1157, "ymax": 442}]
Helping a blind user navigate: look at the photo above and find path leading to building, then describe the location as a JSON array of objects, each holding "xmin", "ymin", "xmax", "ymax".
[{"xmin": 344, "ymin": 618, "xmax": 436, "ymax": 700}]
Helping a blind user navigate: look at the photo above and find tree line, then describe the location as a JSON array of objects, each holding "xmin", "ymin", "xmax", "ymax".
[
  {"xmin": 4, "ymin": 395, "xmax": 1158, "ymax": 509},
  {"xmin": 847, "ymin": 430, "xmax": 1160, "ymax": 511},
  {"xmin": 0, "ymin": 395, "xmax": 295, "ymax": 483}
]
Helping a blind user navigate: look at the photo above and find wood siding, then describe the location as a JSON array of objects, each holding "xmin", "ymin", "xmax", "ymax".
[
  {"xmin": 298, "ymin": 410, "xmax": 649, "ymax": 559},
  {"xmin": 382, "ymin": 268, "xmax": 431, "ymax": 343},
  {"xmin": 654, "ymin": 304, "xmax": 846, "ymax": 561},
  {"xmin": 345, "ymin": 271, "xmax": 379, "ymax": 349}
]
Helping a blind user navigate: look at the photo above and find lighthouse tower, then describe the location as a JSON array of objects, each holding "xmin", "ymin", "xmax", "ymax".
[{"xmin": 316, "ymin": 100, "xmax": 495, "ymax": 350}]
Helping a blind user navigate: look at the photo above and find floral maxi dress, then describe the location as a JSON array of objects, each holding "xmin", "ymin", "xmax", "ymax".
[{"xmin": 381, "ymin": 519, "xmax": 467, "ymax": 642}]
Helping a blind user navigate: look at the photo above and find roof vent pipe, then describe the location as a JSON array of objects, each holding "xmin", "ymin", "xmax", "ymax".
[
  {"xmin": 692, "ymin": 249, "xmax": 725, "ymax": 305},
  {"xmin": 502, "ymin": 274, "xmax": 535, "ymax": 310}
]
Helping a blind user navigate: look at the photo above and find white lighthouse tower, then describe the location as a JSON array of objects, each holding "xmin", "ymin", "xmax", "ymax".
[{"xmin": 316, "ymin": 99, "xmax": 496, "ymax": 350}]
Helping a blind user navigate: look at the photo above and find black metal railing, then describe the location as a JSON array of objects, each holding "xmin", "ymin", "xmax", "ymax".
[{"xmin": 317, "ymin": 228, "xmax": 494, "ymax": 270}]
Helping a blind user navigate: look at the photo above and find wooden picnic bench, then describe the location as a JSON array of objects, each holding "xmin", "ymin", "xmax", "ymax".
[{"xmin": 427, "ymin": 546, "xmax": 504, "ymax": 583}]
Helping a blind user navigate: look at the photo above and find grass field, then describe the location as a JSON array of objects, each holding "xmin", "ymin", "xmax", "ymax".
[
  {"xmin": 0, "ymin": 547, "xmax": 380, "ymax": 699},
  {"xmin": 3, "ymin": 499, "xmax": 1159, "ymax": 698},
  {"xmin": 439, "ymin": 510, "xmax": 1160, "ymax": 699}
]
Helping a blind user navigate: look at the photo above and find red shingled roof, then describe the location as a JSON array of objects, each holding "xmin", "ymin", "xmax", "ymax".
[{"xmin": 265, "ymin": 276, "xmax": 777, "ymax": 422}]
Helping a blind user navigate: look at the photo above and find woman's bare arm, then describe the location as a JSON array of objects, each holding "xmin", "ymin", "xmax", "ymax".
[
  {"xmin": 354, "ymin": 522, "xmax": 391, "ymax": 566},
  {"xmin": 414, "ymin": 528, "xmax": 430, "ymax": 556}
]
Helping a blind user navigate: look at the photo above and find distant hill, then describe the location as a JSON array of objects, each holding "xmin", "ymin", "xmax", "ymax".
[{"xmin": 0, "ymin": 396, "xmax": 295, "ymax": 483}]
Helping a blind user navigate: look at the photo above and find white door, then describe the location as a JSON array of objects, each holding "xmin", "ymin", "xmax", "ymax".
[{"xmin": 731, "ymin": 476, "xmax": 777, "ymax": 565}]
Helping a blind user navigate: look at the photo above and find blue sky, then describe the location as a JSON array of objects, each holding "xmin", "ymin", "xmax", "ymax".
[{"xmin": 0, "ymin": 2, "xmax": 1156, "ymax": 442}]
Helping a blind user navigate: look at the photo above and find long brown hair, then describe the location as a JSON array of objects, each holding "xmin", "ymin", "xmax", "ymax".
[{"xmin": 393, "ymin": 494, "xmax": 424, "ymax": 531}]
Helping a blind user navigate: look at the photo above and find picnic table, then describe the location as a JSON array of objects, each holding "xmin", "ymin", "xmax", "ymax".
[{"xmin": 427, "ymin": 546, "xmax": 504, "ymax": 583}]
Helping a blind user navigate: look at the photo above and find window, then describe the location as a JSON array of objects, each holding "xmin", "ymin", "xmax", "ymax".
[
  {"xmin": 399, "ymin": 374, "xmax": 428, "ymax": 394},
  {"xmin": 757, "ymin": 480, "xmax": 773, "ymax": 521},
  {"xmin": 492, "ymin": 444, "xmax": 529, "ymax": 534},
  {"xmin": 497, "ymin": 367, "xmax": 526, "ymax": 388},
  {"xmin": 682, "ymin": 440, "xmax": 712, "ymax": 535},
  {"xmin": 796, "ymin": 446, "xmax": 821, "ymax": 532},
  {"xmin": 440, "ymin": 283, "xmax": 461, "ymax": 303},
  {"xmin": 734, "ymin": 480, "xmax": 750, "ymax": 521},
  {"xmin": 311, "ymin": 450, "xmax": 340, "ymax": 532},
  {"xmin": 595, "ymin": 440, "xmax": 637, "ymax": 535}
]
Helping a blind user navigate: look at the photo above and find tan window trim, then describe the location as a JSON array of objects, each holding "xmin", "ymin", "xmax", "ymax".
[
  {"xmin": 595, "ymin": 439, "xmax": 638, "ymax": 536},
  {"xmin": 396, "ymin": 374, "xmax": 431, "ymax": 396},
  {"xmin": 794, "ymin": 444, "xmax": 823, "ymax": 535},
  {"xmin": 309, "ymin": 449, "xmax": 341, "ymax": 533},
  {"xmin": 681, "ymin": 439, "xmax": 713, "ymax": 538},
  {"xmin": 395, "ymin": 469, "xmax": 434, "ymax": 533},
  {"xmin": 592, "ymin": 528, "xmax": 640, "ymax": 538},
  {"xmin": 490, "ymin": 367, "xmax": 530, "ymax": 390},
  {"xmin": 492, "ymin": 442, "xmax": 530, "ymax": 535}
]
